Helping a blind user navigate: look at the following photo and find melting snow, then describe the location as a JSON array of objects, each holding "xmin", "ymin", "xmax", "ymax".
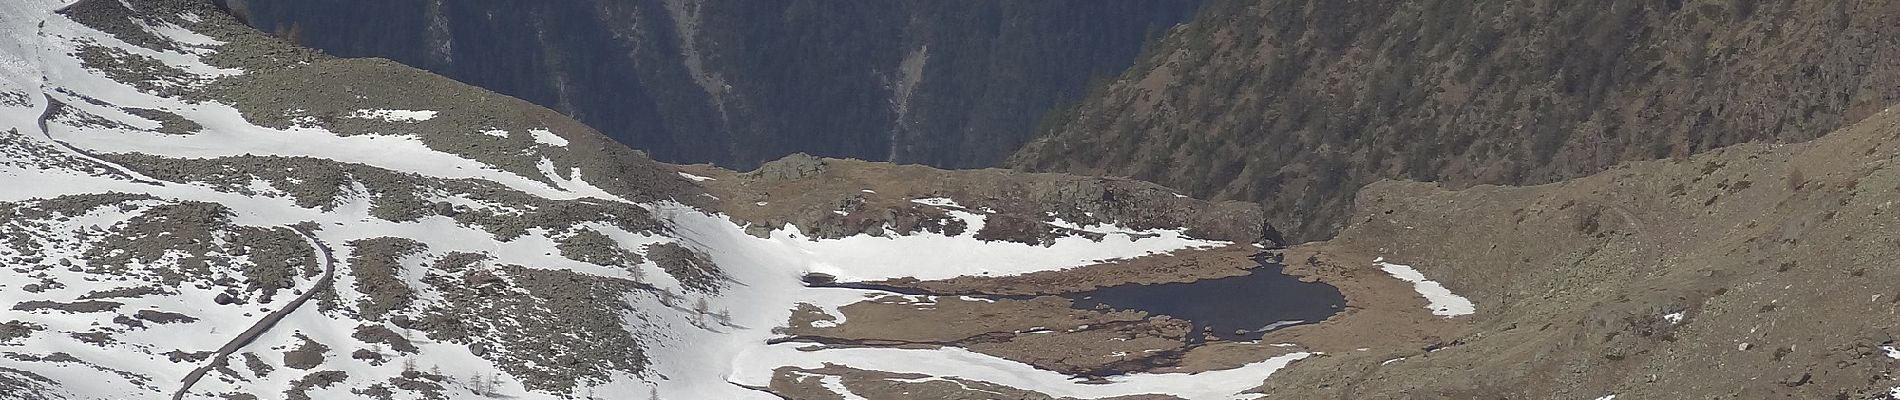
[
  {"xmin": 640, "ymin": 205, "xmax": 1257, "ymax": 399},
  {"xmin": 346, "ymin": 109, "xmax": 438, "ymax": 122},
  {"xmin": 0, "ymin": 1, "xmax": 1315, "ymax": 396},
  {"xmin": 910, "ymin": 197, "xmax": 961, "ymax": 208},
  {"xmin": 1376, "ymin": 257, "xmax": 1476, "ymax": 317},
  {"xmin": 733, "ymin": 345, "xmax": 1311, "ymax": 400},
  {"xmin": 678, "ymin": 172, "xmax": 715, "ymax": 181},
  {"xmin": 818, "ymin": 375, "xmax": 869, "ymax": 400},
  {"xmin": 765, "ymin": 219, "xmax": 1221, "ymax": 282},
  {"xmin": 528, "ymin": 128, "xmax": 569, "ymax": 147}
]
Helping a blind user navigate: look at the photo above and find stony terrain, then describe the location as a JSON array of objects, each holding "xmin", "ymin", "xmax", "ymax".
[
  {"xmin": 680, "ymin": 154, "xmax": 1266, "ymax": 243},
  {"xmin": 782, "ymin": 98, "xmax": 1900, "ymax": 398},
  {"xmin": 0, "ymin": 0, "xmax": 721, "ymax": 397},
  {"xmin": 17, "ymin": 0, "xmax": 1900, "ymax": 399},
  {"xmin": 0, "ymin": 1, "xmax": 1311, "ymax": 399},
  {"xmin": 1255, "ymin": 106, "xmax": 1900, "ymax": 399}
]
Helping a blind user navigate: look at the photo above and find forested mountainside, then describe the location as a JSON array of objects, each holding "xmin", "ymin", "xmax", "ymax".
[
  {"xmin": 225, "ymin": 0, "xmax": 1201, "ymax": 169},
  {"xmin": 1011, "ymin": 0, "xmax": 1900, "ymax": 241}
]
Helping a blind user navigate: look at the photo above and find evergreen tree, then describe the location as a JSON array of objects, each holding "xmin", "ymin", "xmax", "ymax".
[{"xmin": 693, "ymin": 297, "xmax": 711, "ymax": 324}]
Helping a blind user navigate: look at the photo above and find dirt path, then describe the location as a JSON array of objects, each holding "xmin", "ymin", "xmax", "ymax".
[
  {"xmin": 171, "ymin": 226, "xmax": 336, "ymax": 400},
  {"xmin": 33, "ymin": 92, "xmax": 166, "ymax": 185}
]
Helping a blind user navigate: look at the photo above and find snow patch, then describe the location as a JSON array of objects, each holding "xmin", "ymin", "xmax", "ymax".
[
  {"xmin": 346, "ymin": 109, "xmax": 438, "ymax": 122},
  {"xmin": 528, "ymin": 128, "xmax": 569, "ymax": 147},
  {"xmin": 678, "ymin": 172, "xmax": 715, "ymax": 182},
  {"xmin": 732, "ymin": 345, "xmax": 1310, "ymax": 400},
  {"xmin": 818, "ymin": 375, "xmax": 869, "ymax": 400},
  {"xmin": 1375, "ymin": 258, "xmax": 1476, "ymax": 317},
  {"xmin": 768, "ymin": 220, "xmax": 1221, "ymax": 282},
  {"xmin": 910, "ymin": 197, "xmax": 961, "ymax": 208}
]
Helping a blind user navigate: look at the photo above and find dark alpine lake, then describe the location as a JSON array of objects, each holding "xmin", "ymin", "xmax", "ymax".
[
  {"xmin": 1064, "ymin": 257, "xmax": 1345, "ymax": 343},
  {"xmin": 807, "ymin": 252, "xmax": 1346, "ymax": 344}
]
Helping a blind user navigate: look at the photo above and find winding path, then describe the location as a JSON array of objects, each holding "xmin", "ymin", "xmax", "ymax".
[
  {"xmin": 171, "ymin": 226, "xmax": 335, "ymax": 400},
  {"xmin": 33, "ymin": 92, "xmax": 165, "ymax": 185}
]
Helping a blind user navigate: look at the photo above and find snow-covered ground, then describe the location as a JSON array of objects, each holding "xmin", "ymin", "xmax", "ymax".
[
  {"xmin": 0, "ymin": 1, "xmax": 1317, "ymax": 399},
  {"xmin": 345, "ymin": 109, "xmax": 437, "ymax": 122},
  {"xmin": 646, "ymin": 204, "xmax": 1301, "ymax": 399},
  {"xmin": 1375, "ymin": 258, "xmax": 1476, "ymax": 317}
]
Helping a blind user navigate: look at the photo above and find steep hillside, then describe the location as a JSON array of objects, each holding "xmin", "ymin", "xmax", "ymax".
[
  {"xmin": 1011, "ymin": 0, "xmax": 1900, "ymax": 241},
  {"xmin": 226, "ymin": 0, "xmax": 1201, "ymax": 169},
  {"xmin": 0, "ymin": 1, "xmax": 1309, "ymax": 399},
  {"xmin": 1260, "ymin": 105, "xmax": 1900, "ymax": 398}
]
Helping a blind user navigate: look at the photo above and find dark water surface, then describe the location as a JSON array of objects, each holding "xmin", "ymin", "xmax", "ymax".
[
  {"xmin": 1064, "ymin": 260, "xmax": 1344, "ymax": 343},
  {"xmin": 807, "ymin": 253, "xmax": 1346, "ymax": 344}
]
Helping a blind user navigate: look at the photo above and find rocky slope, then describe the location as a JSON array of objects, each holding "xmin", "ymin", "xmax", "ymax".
[
  {"xmin": 1010, "ymin": 0, "xmax": 1900, "ymax": 241},
  {"xmin": 24, "ymin": 0, "xmax": 1900, "ymax": 399},
  {"xmin": 0, "ymin": 1, "xmax": 1298, "ymax": 399},
  {"xmin": 225, "ymin": 0, "xmax": 1201, "ymax": 169},
  {"xmin": 1258, "ymin": 105, "xmax": 1900, "ymax": 399}
]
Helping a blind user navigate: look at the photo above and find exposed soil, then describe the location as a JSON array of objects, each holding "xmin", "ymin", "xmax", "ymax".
[
  {"xmin": 860, "ymin": 244, "xmax": 1261, "ymax": 296},
  {"xmin": 1253, "ymin": 107, "xmax": 1900, "ymax": 399},
  {"xmin": 772, "ymin": 237, "xmax": 1466, "ymax": 398},
  {"xmin": 682, "ymin": 154, "xmax": 1266, "ymax": 243}
]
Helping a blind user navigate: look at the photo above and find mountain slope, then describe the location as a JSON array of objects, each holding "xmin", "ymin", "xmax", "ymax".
[
  {"xmin": 1010, "ymin": 0, "xmax": 1900, "ymax": 241},
  {"xmin": 1260, "ymin": 105, "xmax": 1900, "ymax": 398},
  {"xmin": 226, "ymin": 0, "xmax": 1202, "ymax": 169},
  {"xmin": 0, "ymin": 1, "xmax": 1299, "ymax": 399}
]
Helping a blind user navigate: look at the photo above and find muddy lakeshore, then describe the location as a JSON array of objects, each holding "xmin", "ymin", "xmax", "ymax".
[{"xmin": 767, "ymin": 240, "xmax": 1459, "ymax": 394}]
